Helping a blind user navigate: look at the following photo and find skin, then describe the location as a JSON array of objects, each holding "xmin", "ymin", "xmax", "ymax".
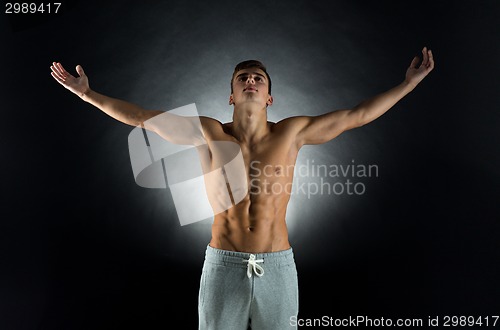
[{"xmin": 51, "ymin": 47, "xmax": 434, "ymax": 253}]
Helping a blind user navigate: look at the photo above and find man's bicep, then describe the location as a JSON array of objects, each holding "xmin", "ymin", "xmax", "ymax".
[{"xmin": 295, "ymin": 109, "xmax": 361, "ymax": 146}]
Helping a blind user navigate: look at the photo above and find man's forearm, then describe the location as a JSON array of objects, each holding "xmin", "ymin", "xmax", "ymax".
[
  {"xmin": 81, "ymin": 89, "xmax": 155, "ymax": 127},
  {"xmin": 353, "ymin": 80, "xmax": 416, "ymax": 126}
]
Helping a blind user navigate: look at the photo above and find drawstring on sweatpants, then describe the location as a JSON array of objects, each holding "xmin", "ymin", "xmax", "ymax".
[{"xmin": 243, "ymin": 254, "xmax": 264, "ymax": 278}]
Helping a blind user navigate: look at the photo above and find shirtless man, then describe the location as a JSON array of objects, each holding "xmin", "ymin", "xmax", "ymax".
[{"xmin": 50, "ymin": 48, "xmax": 434, "ymax": 329}]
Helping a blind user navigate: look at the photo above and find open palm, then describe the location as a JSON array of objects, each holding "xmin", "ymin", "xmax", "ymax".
[
  {"xmin": 405, "ymin": 47, "xmax": 434, "ymax": 86},
  {"xmin": 50, "ymin": 62, "xmax": 90, "ymax": 97}
]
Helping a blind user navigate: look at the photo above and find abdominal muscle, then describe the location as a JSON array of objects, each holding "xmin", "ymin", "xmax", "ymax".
[{"xmin": 209, "ymin": 187, "xmax": 292, "ymax": 253}]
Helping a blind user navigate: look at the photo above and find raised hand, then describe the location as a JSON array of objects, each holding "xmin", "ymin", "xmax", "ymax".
[
  {"xmin": 405, "ymin": 47, "xmax": 435, "ymax": 86},
  {"xmin": 50, "ymin": 62, "xmax": 90, "ymax": 98}
]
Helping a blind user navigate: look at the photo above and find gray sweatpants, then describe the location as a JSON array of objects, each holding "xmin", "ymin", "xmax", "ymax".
[{"xmin": 198, "ymin": 245, "xmax": 299, "ymax": 330}]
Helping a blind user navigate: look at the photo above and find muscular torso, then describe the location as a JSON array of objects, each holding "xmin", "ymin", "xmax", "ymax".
[{"xmin": 202, "ymin": 119, "xmax": 301, "ymax": 253}]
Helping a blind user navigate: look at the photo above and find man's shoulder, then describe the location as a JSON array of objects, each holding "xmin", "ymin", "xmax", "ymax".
[
  {"xmin": 273, "ymin": 116, "xmax": 310, "ymax": 133},
  {"xmin": 199, "ymin": 116, "xmax": 222, "ymax": 125},
  {"xmin": 199, "ymin": 116, "xmax": 232, "ymax": 140}
]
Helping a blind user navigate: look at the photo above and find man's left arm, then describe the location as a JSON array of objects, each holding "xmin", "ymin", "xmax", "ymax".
[{"xmin": 294, "ymin": 47, "xmax": 434, "ymax": 146}]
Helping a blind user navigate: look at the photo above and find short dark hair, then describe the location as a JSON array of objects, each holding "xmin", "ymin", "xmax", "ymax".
[{"xmin": 231, "ymin": 60, "xmax": 272, "ymax": 95}]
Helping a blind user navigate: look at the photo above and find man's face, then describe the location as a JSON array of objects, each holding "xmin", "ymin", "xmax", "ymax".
[{"xmin": 229, "ymin": 68, "xmax": 273, "ymax": 108}]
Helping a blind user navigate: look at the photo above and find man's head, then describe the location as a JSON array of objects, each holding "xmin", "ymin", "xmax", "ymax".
[
  {"xmin": 230, "ymin": 60, "xmax": 272, "ymax": 95},
  {"xmin": 229, "ymin": 60, "xmax": 273, "ymax": 108}
]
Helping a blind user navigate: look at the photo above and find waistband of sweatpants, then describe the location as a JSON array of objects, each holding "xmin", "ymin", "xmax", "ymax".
[{"xmin": 204, "ymin": 245, "xmax": 295, "ymax": 268}]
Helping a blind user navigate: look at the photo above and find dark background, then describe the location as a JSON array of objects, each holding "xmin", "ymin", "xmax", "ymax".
[{"xmin": 1, "ymin": 0, "xmax": 499, "ymax": 329}]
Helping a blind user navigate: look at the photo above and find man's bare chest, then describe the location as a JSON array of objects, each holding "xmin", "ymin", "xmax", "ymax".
[{"xmin": 207, "ymin": 134, "xmax": 298, "ymax": 180}]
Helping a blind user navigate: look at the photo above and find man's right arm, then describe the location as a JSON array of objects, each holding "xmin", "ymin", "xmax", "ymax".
[
  {"xmin": 50, "ymin": 62, "xmax": 218, "ymax": 146},
  {"xmin": 50, "ymin": 62, "xmax": 161, "ymax": 127},
  {"xmin": 81, "ymin": 89, "xmax": 163, "ymax": 127}
]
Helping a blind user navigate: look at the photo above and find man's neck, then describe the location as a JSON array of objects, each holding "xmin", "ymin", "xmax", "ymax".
[{"xmin": 232, "ymin": 103, "xmax": 269, "ymax": 144}]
